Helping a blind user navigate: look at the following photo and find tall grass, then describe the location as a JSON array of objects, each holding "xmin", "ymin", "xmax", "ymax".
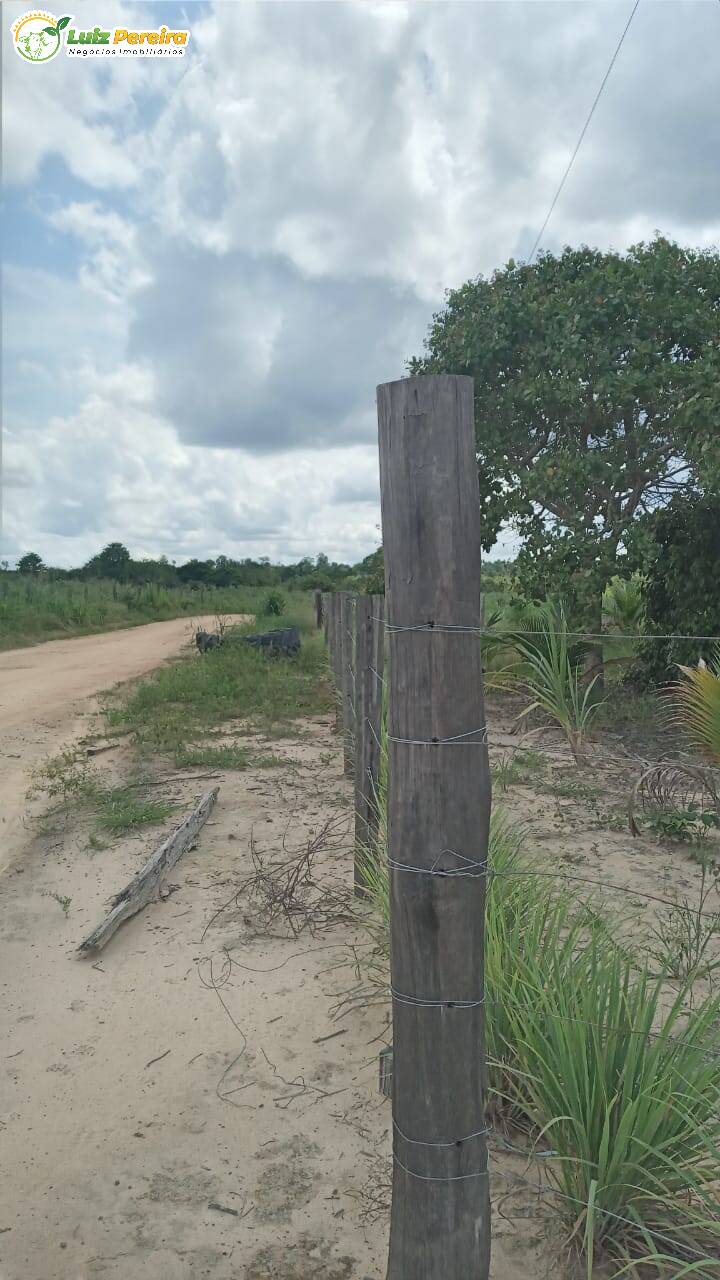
[
  {"xmin": 0, "ymin": 574, "xmax": 267, "ymax": 649},
  {"xmin": 358, "ymin": 713, "xmax": 720, "ymax": 1275},
  {"xmin": 487, "ymin": 852, "xmax": 720, "ymax": 1273},
  {"xmin": 511, "ymin": 602, "xmax": 606, "ymax": 758}
]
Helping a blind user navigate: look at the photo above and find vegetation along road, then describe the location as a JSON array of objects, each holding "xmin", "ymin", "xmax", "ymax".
[{"xmin": 0, "ymin": 615, "xmax": 250, "ymax": 872}]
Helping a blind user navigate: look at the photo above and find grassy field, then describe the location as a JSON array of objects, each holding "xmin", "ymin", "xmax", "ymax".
[{"xmin": 0, "ymin": 575, "xmax": 273, "ymax": 649}]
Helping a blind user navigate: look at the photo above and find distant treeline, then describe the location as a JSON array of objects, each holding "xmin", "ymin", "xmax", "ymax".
[{"xmin": 11, "ymin": 543, "xmax": 516, "ymax": 595}]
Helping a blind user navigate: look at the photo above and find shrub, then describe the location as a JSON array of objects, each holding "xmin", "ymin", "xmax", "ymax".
[
  {"xmin": 602, "ymin": 574, "xmax": 645, "ymax": 634},
  {"xmin": 263, "ymin": 591, "xmax": 286, "ymax": 616},
  {"xmin": 667, "ymin": 646, "xmax": 720, "ymax": 763}
]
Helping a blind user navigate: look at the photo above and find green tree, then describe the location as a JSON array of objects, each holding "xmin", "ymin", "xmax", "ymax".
[
  {"xmin": 177, "ymin": 558, "xmax": 215, "ymax": 585},
  {"xmin": 631, "ymin": 493, "xmax": 720, "ymax": 686},
  {"xmin": 17, "ymin": 551, "xmax": 44, "ymax": 575},
  {"xmin": 84, "ymin": 542, "xmax": 131, "ymax": 581},
  {"xmin": 411, "ymin": 238, "xmax": 720, "ymax": 669}
]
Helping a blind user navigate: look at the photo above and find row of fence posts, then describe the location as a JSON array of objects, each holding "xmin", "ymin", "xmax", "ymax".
[
  {"xmin": 315, "ymin": 376, "xmax": 491, "ymax": 1280},
  {"xmin": 314, "ymin": 587, "xmax": 386, "ymax": 895}
]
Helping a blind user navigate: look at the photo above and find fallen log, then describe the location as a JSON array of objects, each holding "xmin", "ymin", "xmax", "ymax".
[
  {"xmin": 243, "ymin": 626, "xmax": 300, "ymax": 656},
  {"xmin": 77, "ymin": 787, "xmax": 219, "ymax": 954}
]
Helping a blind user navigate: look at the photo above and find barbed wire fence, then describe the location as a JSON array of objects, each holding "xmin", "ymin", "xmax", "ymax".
[{"xmin": 315, "ymin": 381, "xmax": 720, "ymax": 1275}]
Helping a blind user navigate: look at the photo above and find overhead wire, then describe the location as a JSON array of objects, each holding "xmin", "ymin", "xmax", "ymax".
[{"xmin": 527, "ymin": 0, "xmax": 641, "ymax": 262}]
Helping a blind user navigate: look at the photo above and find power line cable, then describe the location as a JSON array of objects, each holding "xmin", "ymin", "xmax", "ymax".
[{"xmin": 527, "ymin": 0, "xmax": 641, "ymax": 263}]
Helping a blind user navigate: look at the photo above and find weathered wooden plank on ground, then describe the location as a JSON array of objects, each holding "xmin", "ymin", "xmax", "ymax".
[
  {"xmin": 377, "ymin": 374, "xmax": 491, "ymax": 1280},
  {"xmin": 353, "ymin": 593, "xmax": 385, "ymax": 894},
  {"xmin": 77, "ymin": 788, "xmax": 219, "ymax": 953}
]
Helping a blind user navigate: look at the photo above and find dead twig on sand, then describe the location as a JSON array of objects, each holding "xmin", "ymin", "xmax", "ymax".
[{"xmin": 203, "ymin": 812, "xmax": 355, "ymax": 941}]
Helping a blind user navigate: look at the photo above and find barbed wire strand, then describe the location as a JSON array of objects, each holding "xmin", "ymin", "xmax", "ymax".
[{"xmin": 376, "ymin": 619, "xmax": 720, "ymax": 644}]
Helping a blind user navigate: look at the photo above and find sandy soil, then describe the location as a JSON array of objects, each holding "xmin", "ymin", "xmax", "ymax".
[
  {"xmin": 0, "ymin": 715, "xmax": 549, "ymax": 1280},
  {"xmin": 1, "ymin": 634, "xmax": 717, "ymax": 1280},
  {"xmin": 0, "ymin": 616, "xmax": 250, "ymax": 874}
]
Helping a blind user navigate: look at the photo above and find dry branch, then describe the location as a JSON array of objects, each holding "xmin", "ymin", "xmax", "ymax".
[{"xmin": 77, "ymin": 787, "xmax": 219, "ymax": 953}]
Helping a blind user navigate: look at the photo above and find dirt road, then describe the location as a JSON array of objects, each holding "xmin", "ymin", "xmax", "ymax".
[{"xmin": 0, "ymin": 616, "xmax": 249, "ymax": 872}]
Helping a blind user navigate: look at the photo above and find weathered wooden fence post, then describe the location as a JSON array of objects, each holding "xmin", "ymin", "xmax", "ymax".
[
  {"xmin": 314, "ymin": 588, "xmax": 323, "ymax": 629},
  {"xmin": 377, "ymin": 374, "xmax": 491, "ymax": 1280},
  {"xmin": 339, "ymin": 592, "xmax": 355, "ymax": 776},
  {"xmin": 354, "ymin": 594, "xmax": 385, "ymax": 894},
  {"xmin": 322, "ymin": 593, "xmax": 330, "ymax": 645},
  {"xmin": 326, "ymin": 593, "xmax": 342, "ymax": 728}
]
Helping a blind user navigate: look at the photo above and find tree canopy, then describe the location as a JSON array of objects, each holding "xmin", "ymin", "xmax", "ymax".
[
  {"xmin": 83, "ymin": 542, "xmax": 132, "ymax": 581},
  {"xmin": 17, "ymin": 552, "xmax": 44, "ymax": 575},
  {"xmin": 411, "ymin": 237, "xmax": 720, "ymax": 623},
  {"xmin": 633, "ymin": 492, "xmax": 720, "ymax": 685}
]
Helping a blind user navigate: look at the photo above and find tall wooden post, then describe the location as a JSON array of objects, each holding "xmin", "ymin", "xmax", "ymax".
[
  {"xmin": 377, "ymin": 375, "xmax": 491, "ymax": 1280},
  {"xmin": 322, "ymin": 593, "xmax": 330, "ymax": 645},
  {"xmin": 314, "ymin": 588, "xmax": 323, "ymax": 629},
  {"xmin": 339, "ymin": 592, "xmax": 355, "ymax": 776},
  {"xmin": 354, "ymin": 594, "xmax": 385, "ymax": 894},
  {"xmin": 328, "ymin": 594, "xmax": 343, "ymax": 730}
]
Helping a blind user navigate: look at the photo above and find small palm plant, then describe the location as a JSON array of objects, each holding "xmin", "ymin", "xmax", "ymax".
[
  {"xmin": 667, "ymin": 645, "xmax": 720, "ymax": 763},
  {"xmin": 602, "ymin": 573, "xmax": 645, "ymax": 635},
  {"xmin": 512, "ymin": 603, "xmax": 605, "ymax": 760}
]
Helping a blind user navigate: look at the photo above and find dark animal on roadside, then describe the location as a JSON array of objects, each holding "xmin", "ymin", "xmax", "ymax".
[
  {"xmin": 243, "ymin": 627, "xmax": 301, "ymax": 657},
  {"xmin": 195, "ymin": 630, "xmax": 223, "ymax": 654}
]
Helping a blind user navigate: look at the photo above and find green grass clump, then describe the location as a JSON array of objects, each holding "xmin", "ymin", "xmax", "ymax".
[
  {"xmin": 512, "ymin": 603, "xmax": 606, "ymax": 760},
  {"xmin": 645, "ymin": 805, "xmax": 719, "ymax": 843},
  {"xmin": 107, "ymin": 608, "xmax": 332, "ymax": 756},
  {"xmin": 31, "ymin": 752, "xmax": 175, "ymax": 838},
  {"xmin": 174, "ymin": 743, "xmax": 252, "ymax": 770},
  {"xmin": 93, "ymin": 785, "xmax": 174, "ymax": 834},
  {"xmin": 173, "ymin": 743, "xmax": 284, "ymax": 770},
  {"xmin": 485, "ymin": 827, "xmax": 720, "ymax": 1272},
  {"xmin": 491, "ymin": 748, "xmax": 547, "ymax": 791}
]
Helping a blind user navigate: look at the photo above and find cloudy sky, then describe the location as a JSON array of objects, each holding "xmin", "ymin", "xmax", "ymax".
[{"xmin": 3, "ymin": 0, "xmax": 720, "ymax": 569}]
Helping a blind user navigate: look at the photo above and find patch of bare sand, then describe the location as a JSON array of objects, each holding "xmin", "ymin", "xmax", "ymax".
[
  {"xmin": 485, "ymin": 692, "xmax": 720, "ymax": 967},
  {"xmin": 0, "ymin": 714, "xmax": 548, "ymax": 1280},
  {"xmin": 0, "ymin": 615, "xmax": 251, "ymax": 874}
]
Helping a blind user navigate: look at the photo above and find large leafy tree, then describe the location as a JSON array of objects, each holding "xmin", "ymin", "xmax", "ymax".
[
  {"xmin": 17, "ymin": 551, "xmax": 44, "ymax": 575},
  {"xmin": 411, "ymin": 237, "xmax": 720, "ymax": 649},
  {"xmin": 83, "ymin": 542, "xmax": 131, "ymax": 582}
]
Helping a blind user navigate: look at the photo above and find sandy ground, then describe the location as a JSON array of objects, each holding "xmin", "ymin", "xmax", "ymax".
[
  {"xmin": 0, "ymin": 616, "xmax": 250, "ymax": 874},
  {"xmin": 1, "ymin": 629, "xmax": 717, "ymax": 1280},
  {"xmin": 0, "ymin": 715, "xmax": 549, "ymax": 1280}
]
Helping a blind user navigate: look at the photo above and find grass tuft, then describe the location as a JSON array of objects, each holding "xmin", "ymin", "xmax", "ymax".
[
  {"xmin": 93, "ymin": 785, "xmax": 175, "ymax": 834},
  {"xmin": 173, "ymin": 743, "xmax": 284, "ymax": 770}
]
